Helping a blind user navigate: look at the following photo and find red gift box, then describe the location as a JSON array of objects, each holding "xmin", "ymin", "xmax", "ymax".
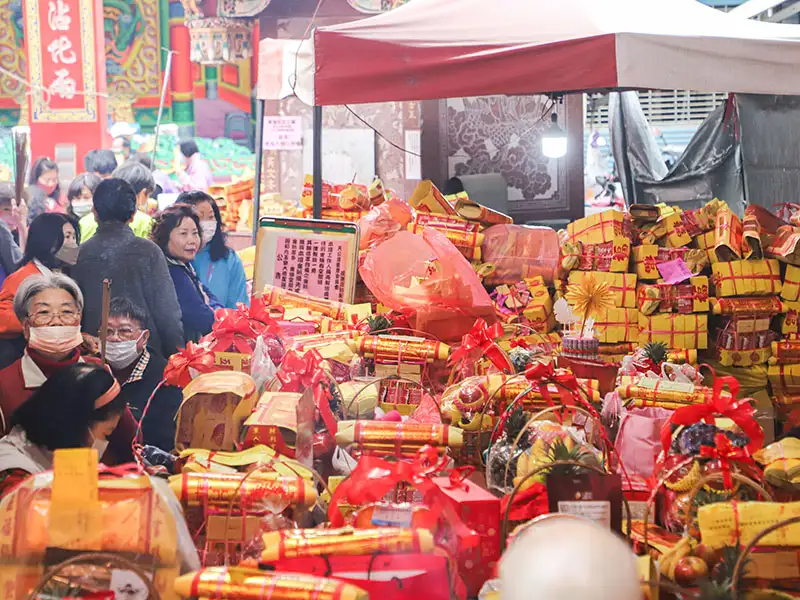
[
  {"xmin": 268, "ymin": 553, "xmax": 465, "ymax": 600},
  {"xmin": 432, "ymin": 473, "xmax": 501, "ymax": 597}
]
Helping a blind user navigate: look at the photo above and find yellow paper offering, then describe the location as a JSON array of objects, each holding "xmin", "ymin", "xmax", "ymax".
[{"xmin": 698, "ymin": 501, "xmax": 800, "ymax": 550}]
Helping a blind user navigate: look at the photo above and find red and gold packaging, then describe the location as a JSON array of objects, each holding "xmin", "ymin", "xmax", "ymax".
[
  {"xmin": 239, "ymin": 392, "xmax": 303, "ymax": 458},
  {"xmin": 770, "ymin": 340, "xmax": 800, "ymax": 365},
  {"xmin": 661, "ymin": 209, "xmax": 692, "ymax": 248},
  {"xmin": 564, "ymin": 237, "xmax": 630, "ymax": 272},
  {"xmin": 261, "ymin": 284, "xmax": 348, "ymax": 320},
  {"xmin": 409, "ymin": 180, "xmax": 458, "ymax": 216},
  {"xmin": 711, "ymin": 296, "xmax": 785, "ymax": 317},
  {"xmin": 593, "ymin": 307, "xmax": 639, "ymax": 343},
  {"xmin": 174, "ymin": 567, "xmax": 368, "ymax": 600},
  {"xmin": 407, "ymin": 215, "xmax": 484, "ymax": 261},
  {"xmin": 168, "ymin": 472, "xmax": 317, "ymax": 508},
  {"xmin": 451, "ymin": 192, "xmax": 513, "ymax": 226},
  {"xmin": 783, "ymin": 301, "xmax": 800, "ymax": 335},
  {"xmin": 637, "ymin": 277, "xmax": 710, "ymax": 315},
  {"xmin": 260, "ymin": 527, "xmax": 433, "ymax": 562},
  {"xmin": 354, "ymin": 335, "xmax": 450, "ymax": 364},
  {"xmin": 567, "ymin": 270, "xmax": 637, "ymax": 308},
  {"xmin": 714, "ymin": 207, "xmax": 745, "ymax": 261},
  {"xmin": 431, "ymin": 475, "xmax": 501, "ymax": 597},
  {"xmin": 335, "ymin": 421, "xmax": 463, "ymax": 456},
  {"xmin": 770, "ymin": 364, "xmax": 800, "ymax": 395},
  {"xmin": 632, "ymin": 245, "xmax": 687, "ymax": 281}
]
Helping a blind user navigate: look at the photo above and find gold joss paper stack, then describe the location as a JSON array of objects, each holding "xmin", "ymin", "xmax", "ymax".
[
  {"xmin": 617, "ymin": 377, "xmax": 729, "ymax": 410},
  {"xmin": 335, "ymin": 420, "xmax": 462, "ymax": 457}
]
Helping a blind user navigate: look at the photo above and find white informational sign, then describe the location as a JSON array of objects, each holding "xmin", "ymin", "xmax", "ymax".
[
  {"xmin": 557, "ymin": 500, "xmax": 611, "ymax": 528},
  {"xmin": 404, "ymin": 130, "xmax": 422, "ymax": 180},
  {"xmin": 263, "ymin": 116, "xmax": 303, "ymax": 150},
  {"xmin": 302, "ymin": 128, "xmax": 376, "ymax": 186}
]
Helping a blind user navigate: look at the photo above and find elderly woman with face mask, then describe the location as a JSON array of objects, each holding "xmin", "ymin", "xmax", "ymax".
[{"xmin": 0, "ymin": 273, "xmax": 136, "ymax": 463}]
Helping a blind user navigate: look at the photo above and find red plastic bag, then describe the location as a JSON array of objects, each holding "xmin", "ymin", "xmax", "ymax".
[
  {"xmin": 481, "ymin": 224, "xmax": 559, "ymax": 285},
  {"xmin": 360, "ymin": 228, "xmax": 495, "ymax": 341},
  {"xmin": 358, "ymin": 197, "xmax": 414, "ymax": 250}
]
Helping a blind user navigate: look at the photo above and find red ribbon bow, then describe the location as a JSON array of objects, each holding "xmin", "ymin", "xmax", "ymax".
[
  {"xmin": 660, "ymin": 376, "xmax": 765, "ymax": 457},
  {"xmin": 205, "ymin": 303, "xmax": 283, "ymax": 354},
  {"xmin": 327, "ymin": 447, "xmax": 479, "ymax": 554},
  {"xmin": 163, "ymin": 342, "xmax": 218, "ymax": 387},
  {"xmin": 699, "ymin": 433, "xmax": 758, "ymax": 489},
  {"xmin": 276, "ymin": 349, "xmax": 338, "ymax": 435},
  {"xmin": 450, "ymin": 318, "xmax": 513, "ymax": 373}
]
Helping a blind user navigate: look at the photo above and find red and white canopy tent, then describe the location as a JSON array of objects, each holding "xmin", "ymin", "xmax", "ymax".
[{"xmin": 252, "ymin": 0, "xmax": 800, "ymax": 228}]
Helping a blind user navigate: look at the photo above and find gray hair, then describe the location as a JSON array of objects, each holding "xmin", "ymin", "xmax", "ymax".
[
  {"xmin": 112, "ymin": 160, "xmax": 155, "ymax": 197},
  {"xmin": 13, "ymin": 273, "xmax": 84, "ymax": 322}
]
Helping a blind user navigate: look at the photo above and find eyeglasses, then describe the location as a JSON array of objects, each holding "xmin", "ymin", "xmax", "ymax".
[
  {"xmin": 107, "ymin": 327, "xmax": 143, "ymax": 341},
  {"xmin": 28, "ymin": 309, "xmax": 80, "ymax": 327}
]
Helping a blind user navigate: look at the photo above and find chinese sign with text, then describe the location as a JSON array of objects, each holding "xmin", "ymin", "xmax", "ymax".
[
  {"xmin": 24, "ymin": 0, "xmax": 99, "ymax": 122},
  {"xmin": 274, "ymin": 236, "xmax": 348, "ymax": 302}
]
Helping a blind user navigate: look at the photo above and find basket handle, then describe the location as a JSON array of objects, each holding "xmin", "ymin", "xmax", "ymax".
[
  {"xmin": 731, "ymin": 514, "xmax": 800, "ymax": 598},
  {"xmin": 27, "ymin": 552, "xmax": 161, "ymax": 600},
  {"xmin": 500, "ymin": 460, "xmax": 632, "ymax": 550}
]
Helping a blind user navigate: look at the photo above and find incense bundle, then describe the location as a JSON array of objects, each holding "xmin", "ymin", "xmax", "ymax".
[
  {"xmin": 262, "ymin": 284, "xmax": 347, "ymax": 320},
  {"xmin": 354, "ymin": 335, "xmax": 450, "ymax": 363},
  {"xmin": 168, "ymin": 472, "xmax": 316, "ymax": 508},
  {"xmin": 335, "ymin": 421, "xmax": 462, "ymax": 455},
  {"xmin": 174, "ymin": 567, "xmax": 367, "ymax": 600},
  {"xmin": 260, "ymin": 527, "xmax": 434, "ymax": 562}
]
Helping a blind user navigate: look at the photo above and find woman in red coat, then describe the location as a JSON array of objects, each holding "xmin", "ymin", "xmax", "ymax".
[{"xmin": 0, "ymin": 272, "xmax": 136, "ymax": 465}]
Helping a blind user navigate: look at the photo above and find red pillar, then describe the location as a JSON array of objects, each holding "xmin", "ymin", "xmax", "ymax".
[
  {"xmin": 22, "ymin": 0, "xmax": 109, "ymax": 167},
  {"xmin": 169, "ymin": 20, "xmax": 195, "ymax": 126}
]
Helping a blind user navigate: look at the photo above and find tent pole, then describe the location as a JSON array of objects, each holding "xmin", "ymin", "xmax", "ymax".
[
  {"xmin": 252, "ymin": 99, "xmax": 265, "ymax": 245},
  {"xmin": 313, "ymin": 105, "xmax": 323, "ymax": 220}
]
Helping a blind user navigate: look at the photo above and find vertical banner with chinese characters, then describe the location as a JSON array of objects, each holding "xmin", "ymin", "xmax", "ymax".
[{"xmin": 23, "ymin": 0, "xmax": 108, "ymax": 161}]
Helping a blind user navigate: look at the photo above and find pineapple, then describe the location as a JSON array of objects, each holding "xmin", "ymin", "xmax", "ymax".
[
  {"xmin": 644, "ymin": 341, "xmax": 669, "ymax": 366},
  {"xmin": 367, "ymin": 315, "xmax": 393, "ymax": 334}
]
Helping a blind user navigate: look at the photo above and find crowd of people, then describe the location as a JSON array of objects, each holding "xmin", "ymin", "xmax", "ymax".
[{"xmin": 0, "ymin": 141, "xmax": 247, "ymax": 495}]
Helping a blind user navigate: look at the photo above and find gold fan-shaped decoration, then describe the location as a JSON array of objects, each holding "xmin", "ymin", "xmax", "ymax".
[{"xmin": 565, "ymin": 274, "xmax": 614, "ymax": 337}]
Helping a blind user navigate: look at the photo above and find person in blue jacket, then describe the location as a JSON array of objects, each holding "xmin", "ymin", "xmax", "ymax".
[
  {"xmin": 149, "ymin": 204, "xmax": 221, "ymax": 343},
  {"xmin": 176, "ymin": 191, "xmax": 249, "ymax": 308}
]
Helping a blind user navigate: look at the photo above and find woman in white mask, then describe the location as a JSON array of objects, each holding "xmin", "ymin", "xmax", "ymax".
[
  {"xmin": 178, "ymin": 191, "xmax": 249, "ymax": 308},
  {"xmin": 66, "ymin": 172, "xmax": 101, "ymax": 221},
  {"xmin": 0, "ymin": 213, "xmax": 81, "ymax": 340},
  {"xmin": 0, "ymin": 363, "xmax": 126, "ymax": 497}
]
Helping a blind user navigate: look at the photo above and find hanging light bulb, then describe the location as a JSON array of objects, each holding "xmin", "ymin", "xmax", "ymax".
[{"xmin": 541, "ymin": 112, "xmax": 568, "ymax": 159}]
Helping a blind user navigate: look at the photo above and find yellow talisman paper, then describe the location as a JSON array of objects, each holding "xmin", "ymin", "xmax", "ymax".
[
  {"xmin": 567, "ymin": 270, "xmax": 637, "ymax": 308},
  {"xmin": 593, "ymin": 307, "xmax": 639, "ymax": 343},
  {"xmin": 49, "ymin": 449, "xmax": 102, "ymax": 551},
  {"xmin": 698, "ymin": 501, "xmax": 800, "ymax": 550},
  {"xmin": 712, "ymin": 259, "xmax": 782, "ymax": 297},
  {"xmin": 566, "ymin": 209, "xmax": 627, "ymax": 245},
  {"xmin": 783, "ymin": 265, "xmax": 800, "ymax": 302},
  {"xmin": 769, "ymin": 364, "xmax": 800, "ymax": 395},
  {"xmin": 661, "ymin": 210, "xmax": 692, "ymax": 248},
  {"xmin": 784, "ymin": 301, "xmax": 800, "ymax": 335},
  {"xmin": 718, "ymin": 347, "xmax": 772, "ymax": 368},
  {"xmin": 695, "ymin": 230, "xmax": 720, "ymax": 265},
  {"xmin": 638, "ymin": 314, "xmax": 708, "ymax": 350}
]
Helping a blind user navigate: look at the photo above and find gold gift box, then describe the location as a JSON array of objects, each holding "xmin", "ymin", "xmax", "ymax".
[
  {"xmin": 661, "ymin": 211, "xmax": 692, "ymax": 248},
  {"xmin": 695, "ymin": 230, "xmax": 720, "ymax": 265},
  {"xmin": 783, "ymin": 265, "xmax": 800, "ymax": 302},
  {"xmin": 769, "ymin": 364, "xmax": 800, "ymax": 395},
  {"xmin": 567, "ymin": 270, "xmax": 637, "ymax": 308},
  {"xmin": 522, "ymin": 276, "xmax": 555, "ymax": 333},
  {"xmin": 698, "ymin": 501, "xmax": 800, "ymax": 550},
  {"xmin": 637, "ymin": 277, "xmax": 710, "ymax": 315},
  {"xmin": 571, "ymin": 237, "xmax": 630, "ymax": 272},
  {"xmin": 712, "ymin": 259, "xmax": 782, "ymax": 297},
  {"xmin": 632, "ymin": 245, "xmax": 671, "ymax": 281},
  {"xmin": 593, "ymin": 307, "xmax": 639, "ymax": 343},
  {"xmin": 566, "ymin": 210, "xmax": 627, "ymax": 245},
  {"xmin": 638, "ymin": 313, "xmax": 708, "ymax": 350},
  {"xmin": 718, "ymin": 347, "xmax": 772, "ymax": 368},
  {"xmin": 783, "ymin": 301, "xmax": 800, "ymax": 334}
]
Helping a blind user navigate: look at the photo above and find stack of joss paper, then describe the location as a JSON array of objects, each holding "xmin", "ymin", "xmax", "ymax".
[
  {"xmin": 489, "ymin": 276, "xmax": 555, "ymax": 334},
  {"xmin": 299, "ymin": 175, "xmax": 393, "ymax": 222},
  {"xmin": 560, "ymin": 209, "xmax": 639, "ymax": 349},
  {"xmin": 406, "ymin": 181, "xmax": 512, "ymax": 263}
]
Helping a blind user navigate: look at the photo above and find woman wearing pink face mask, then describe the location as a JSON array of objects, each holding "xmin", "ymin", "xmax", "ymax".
[
  {"xmin": 0, "ymin": 274, "xmax": 134, "ymax": 466},
  {"xmin": 27, "ymin": 157, "xmax": 67, "ymax": 222}
]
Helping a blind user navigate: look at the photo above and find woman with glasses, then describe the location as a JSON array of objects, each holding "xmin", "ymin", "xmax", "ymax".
[{"xmin": 0, "ymin": 273, "xmax": 136, "ymax": 463}]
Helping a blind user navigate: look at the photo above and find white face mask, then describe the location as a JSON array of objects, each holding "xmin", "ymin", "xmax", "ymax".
[
  {"xmin": 199, "ymin": 220, "xmax": 218, "ymax": 245},
  {"xmin": 89, "ymin": 430, "xmax": 109, "ymax": 459},
  {"xmin": 105, "ymin": 335, "xmax": 143, "ymax": 370},
  {"xmin": 28, "ymin": 325, "xmax": 83, "ymax": 355},
  {"xmin": 72, "ymin": 200, "xmax": 93, "ymax": 217}
]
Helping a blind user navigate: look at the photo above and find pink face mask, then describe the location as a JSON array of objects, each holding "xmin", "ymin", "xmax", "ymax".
[{"xmin": 28, "ymin": 325, "xmax": 83, "ymax": 355}]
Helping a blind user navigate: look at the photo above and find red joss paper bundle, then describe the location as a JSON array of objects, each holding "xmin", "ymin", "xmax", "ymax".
[{"xmin": 168, "ymin": 472, "xmax": 317, "ymax": 508}]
